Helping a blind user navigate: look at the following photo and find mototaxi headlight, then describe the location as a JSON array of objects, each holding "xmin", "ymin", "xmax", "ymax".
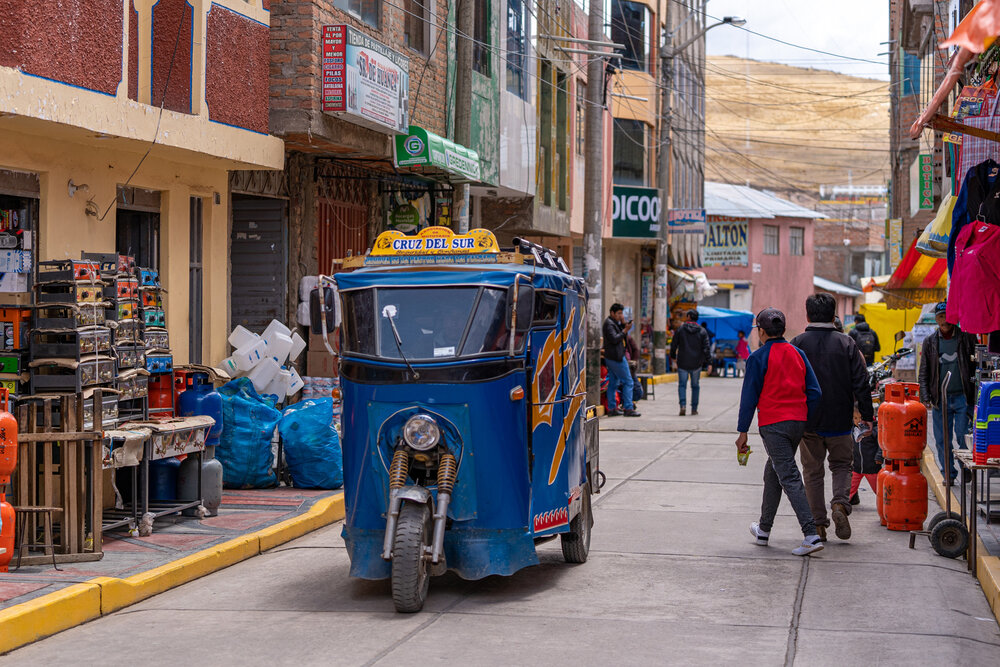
[{"xmin": 403, "ymin": 414, "xmax": 441, "ymax": 451}]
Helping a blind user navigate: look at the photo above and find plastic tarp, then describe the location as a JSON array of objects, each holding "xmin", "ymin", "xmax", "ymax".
[
  {"xmin": 857, "ymin": 303, "xmax": 923, "ymax": 363},
  {"xmin": 216, "ymin": 378, "xmax": 280, "ymax": 488},
  {"xmin": 697, "ymin": 306, "xmax": 754, "ymax": 342},
  {"xmin": 278, "ymin": 398, "xmax": 344, "ymax": 490}
]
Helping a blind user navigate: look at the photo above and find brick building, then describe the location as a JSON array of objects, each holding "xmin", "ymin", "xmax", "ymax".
[
  {"xmin": 814, "ymin": 186, "xmax": 887, "ymax": 286},
  {"xmin": 0, "ymin": 0, "xmax": 283, "ymax": 364}
]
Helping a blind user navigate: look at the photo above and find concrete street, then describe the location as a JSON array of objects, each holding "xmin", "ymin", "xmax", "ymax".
[{"xmin": 8, "ymin": 378, "xmax": 1000, "ymax": 665}]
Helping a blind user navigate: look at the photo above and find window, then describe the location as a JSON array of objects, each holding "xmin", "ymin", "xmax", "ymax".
[
  {"xmin": 404, "ymin": 0, "xmax": 429, "ymax": 54},
  {"xmin": 506, "ymin": 0, "xmax": 527, "ymax": 97},
  {"xmin": 473, "ymin": 0, "xmax": 490, "ymax": 76},
  {"xmin": 539, "ymin": 59, "xmax": 553, "ymax": 205},
  {"xmin": 556, "ymin": 72, "xmax": 568, "ymax": 211},
  {"xmin": 763, "ymin": 225, "xmax": 779, "ymax": 255},
  {"xmin": 576, "ymin": 83, "xmax": 586, "ymax": 155},
  {"xmin": 789, "ymin": 227, "xmax": 804, "ymax": 256},
  {"xmin": 534, "ymin": 291, "xmax": 560, "ymax": 324},
  {"xmin": 613, "ymin": 118, "xmax": 646, "ymax": 186},
  {"xmin": 334, "ymin": 0, "xmax": 380, "ymax": 28},
  {"xmin": 611, "ymin": 0, "xmax": 648, "ymax": 72}
]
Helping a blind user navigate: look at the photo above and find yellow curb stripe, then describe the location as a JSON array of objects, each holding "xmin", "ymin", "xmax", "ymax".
[
  {"xmin": 0, "ymin": 491, "xmax": 345, "ymax": 654},
  {"xmin": 920, "ymin": 449, "xmax": 1000, "ymax": 625}
]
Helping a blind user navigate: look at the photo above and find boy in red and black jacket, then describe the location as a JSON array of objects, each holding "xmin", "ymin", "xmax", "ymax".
[{"xmin": 736, "ymin": 308, "xmax": 824, "ymax": 556}]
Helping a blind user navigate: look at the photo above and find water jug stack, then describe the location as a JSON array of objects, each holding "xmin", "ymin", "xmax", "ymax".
[
  {"xmin": 221, "ymin": 320, "xmax": 305, "ymax": 402},
  {"xmin": 878, "ymin": 383, "xmax": 928, "ymax": 531},
  {"xmin": 973, "ymin": 381, "xmax": 1000, "ymax": 464}
]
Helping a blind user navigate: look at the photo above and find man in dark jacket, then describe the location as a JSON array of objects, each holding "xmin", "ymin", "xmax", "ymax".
[
  {"xmin": 670, "ymin": 310, "xmax": 712, "ymax": 416},
  {"xmin": 603, "ymin": 303, "xmax": 640, "ymax": 417},
  {"xmin": 848, "ymin": 314, "xmax": 881, "ymax": 365},
  {"xmin": 919, "ymin": 302, "xmax": 977, "ymax": 483},
  {"xmin": 791, "ymin": 293, "xmax": 874, "ymax": 542}
]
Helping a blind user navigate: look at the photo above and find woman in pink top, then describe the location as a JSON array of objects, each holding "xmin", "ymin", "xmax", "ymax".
[{"xmin": 736, "ymin": 330, "xmax": 751, "ymax": 377}]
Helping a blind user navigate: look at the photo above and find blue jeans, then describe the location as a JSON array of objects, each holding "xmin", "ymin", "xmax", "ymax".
[
  {"xmin": 605, "ymin": 357, "xmax": 634, "ymax": 412},
  {"xmin": 677, "ymin": 368, "xmax": 700, "ymax": 410},
  {"xmin": 759, "ymin": 421, "xmax": 816, "ymax": 537},
  {"xmin": 932, "ymin": 393, "xmax": 969, "ymax": 481}
]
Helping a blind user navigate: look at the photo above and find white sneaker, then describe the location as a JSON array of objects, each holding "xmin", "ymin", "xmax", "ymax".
[
  {"xmin": 792, "ymin": 535, "xmax": 824, "ymax": 556},
  {"xmin": 750, "ymin": 522, "xmax": 769, "ymax": 546}
]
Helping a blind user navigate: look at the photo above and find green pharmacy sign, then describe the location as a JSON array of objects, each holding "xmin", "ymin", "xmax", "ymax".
[{"xmin": 394, "ymin": 126, "xmax": 482, "ymax": 182}]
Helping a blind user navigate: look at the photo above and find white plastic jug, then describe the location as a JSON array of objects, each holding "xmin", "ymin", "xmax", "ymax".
[
  {"xmin": 248, "ymin": 357, "xmax": 280, "ymax": 393},
  {"xmin": 265, "ymin": 332, "xmax": 294, "ymax": 366},
  {"xmin": 228, "ymin": 325, "xmax": 258, "ymax": 350},
  {"xmin": 234, "ymin": 338, "xmax": 267, "ymax": 373},
  {"xmin": 219, "ymin": 356, "xmax": 240, "ymax": 377},
  {"xmin": 264, "ymin": 371, "xmax": 289, "ymax": 403},
  {"xmin": 288, "ymin": 332, "xmax": 306, "ymax": 362},
  {"xmin": 261, "ymin": 319, "xmax": 291, "ymax": 344},
  {"xmin": 287, "ymin": 368, "xmax": 305, "ymax": 395}
]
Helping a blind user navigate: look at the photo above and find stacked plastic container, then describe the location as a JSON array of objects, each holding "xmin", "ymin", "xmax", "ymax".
[
  {"xmin": 220, "ymin": 320, "xmax": 305, "ymax": 403},
  {"xmin": 973, "ymin": 381, "xmax": 1000, "ymax": 464}
]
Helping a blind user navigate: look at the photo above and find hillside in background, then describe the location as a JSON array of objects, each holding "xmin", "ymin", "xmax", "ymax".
[{"xmin": 704, "ymin": 55, "xmax": 890, "ymax": 206}]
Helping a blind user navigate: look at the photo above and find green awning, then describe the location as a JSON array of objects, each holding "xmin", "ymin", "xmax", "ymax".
[{"xmin": 394, "ymin": 125, "xmax": 482, "ymax": 183}]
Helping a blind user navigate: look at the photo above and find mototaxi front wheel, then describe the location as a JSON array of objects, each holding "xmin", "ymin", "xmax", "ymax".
[
  {"xmin": 561, "ymin": 483, "xmax": 593, "ymax": 563},
  {"xmin": 391, "ymin": 502, "xmax": 432, "ymax": 613}
]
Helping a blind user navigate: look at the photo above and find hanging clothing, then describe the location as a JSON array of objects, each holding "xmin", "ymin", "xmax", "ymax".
[
  {"xmin": 949, "ymin": 158, "xmax": 1000, "ymax": 273},
  {"xmin": 947, "ymin": 220, "xmax": 1000, "ymax": 333}
]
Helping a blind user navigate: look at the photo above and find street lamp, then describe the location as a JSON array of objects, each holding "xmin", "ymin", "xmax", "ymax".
[{"xmin": 651, "ymin": 12, "xmax": 746, "ymax": 374}]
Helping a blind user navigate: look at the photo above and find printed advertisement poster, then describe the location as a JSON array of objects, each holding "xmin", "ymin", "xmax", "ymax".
[
  {"xmin": 322, "ymin": 25, "xmax": 409, "ymax": 134},
  {"xmin": 703, "ymin": 217, "xmax": 748, "ymax": 266}
]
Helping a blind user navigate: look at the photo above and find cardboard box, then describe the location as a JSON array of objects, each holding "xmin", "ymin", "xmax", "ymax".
[
  {"xmin": 306, "ymin": 349, "xmax": 338, "ymax": 377},
  {"xmin": 0, "ymin": 273, "xmax": 28, "ymax": 292},
  {"xmin": 0, "ymin": 291, "xmax": 31, "ymax": 306},
  {"xmin": 0, "ymin": 250, "xmax": 31, "ymax": 273}
]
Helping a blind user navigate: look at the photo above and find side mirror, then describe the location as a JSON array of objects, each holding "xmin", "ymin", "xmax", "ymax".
[
  {"xmin": 507, "ymin": 284, "xmax": 534, "ymax": 333},
  {"xmin": 310, "ymin": 286, "xmax": 336, "ymax": 332},
  {"xmin": 894, "ymin": 330, "xmax": 906, "ymax": 343}
]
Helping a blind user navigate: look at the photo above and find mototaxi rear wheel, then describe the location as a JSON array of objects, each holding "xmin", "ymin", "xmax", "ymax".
[
  {"xmin": 391, "ymin": 502, "xmax": 432, "ymax": 613},
  {"xmin": 561, "ymin": 483, "xmax": 593, "ymax": 563}
]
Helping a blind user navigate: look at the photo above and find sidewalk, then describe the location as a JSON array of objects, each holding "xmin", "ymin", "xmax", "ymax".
[{"xmin": 0, "ymin": 487, "xmax": 344, "ymax": 653}]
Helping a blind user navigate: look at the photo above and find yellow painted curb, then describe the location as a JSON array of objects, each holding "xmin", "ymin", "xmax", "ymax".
[
  {"xmin": 0, "ymin": 491, "xmax": 345, "ymax": 654},
  {"xmin": 920, "ymin": 449, "xmax": 1000, "ymax": 625},
  {"xmin": 0, "ymin": 583, "xmax": 102, "ymax": 655}
]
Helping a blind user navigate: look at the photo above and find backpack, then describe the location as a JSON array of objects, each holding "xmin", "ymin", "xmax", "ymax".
[{"xmin": 855, "ymin": 330, "xmax": 877, "ymax": 362}]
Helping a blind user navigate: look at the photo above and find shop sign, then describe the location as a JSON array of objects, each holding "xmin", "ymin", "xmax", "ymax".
[
  {"xmin": 667, "ymin": 208, "xmax": 706, "ymax": 235},
  {"xmin": 611, "ymin": 186, "xmax": 661, "ymax": 238},
  {"xmin": 918, "ymin": 154, "xmax": 933, "ymax": 209},
  {"xmin": 321, "ymin": 25, "xmax": 410, "ymax": 134},
  {"xmin": 367, "ymin": 227, "xmax": 500, "ymax": 265},
  {"xmin": 394, "ymin": 126, "xmax": 482, "ymax": 182},
  {"xmin": 388, "ymin": 204, "xmax": 420, "ymax": 234},
  {"xmin": 887, "ymin": 218, "xmax": 903, "ymax": 270},
  {"xmin": 703, "ymin": 216, "xmax": 748, "ymax": 266}
]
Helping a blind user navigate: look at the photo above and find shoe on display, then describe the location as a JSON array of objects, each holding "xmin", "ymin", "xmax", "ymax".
[
  {"xmin": 831, "ymin": 503, "xmax": 851, "ymax": 540},
  {"xmin": 623, "ymin": 410, "xmax": 641, "ymax": 417},
  {"xmin": 792, "ymin": 535, "xmax": 824, "ymax": 556},
  {"xmin": 750, "ymin": 522, "xmax": 769, "ymax": 546}
]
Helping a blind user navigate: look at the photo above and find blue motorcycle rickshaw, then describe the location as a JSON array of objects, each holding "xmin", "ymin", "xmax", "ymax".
[{"xmin": 332, "ymin": 227, "xmax": 600, "ymax": 612}]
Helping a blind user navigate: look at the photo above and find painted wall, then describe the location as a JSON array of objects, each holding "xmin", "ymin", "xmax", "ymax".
[
  {"xmin": 603, "ymin": 242, "xmax": 643, "ymax": 319},
  {"xmin": 700, "ymin": 216, "xmax": 816, "ymax": 336}
]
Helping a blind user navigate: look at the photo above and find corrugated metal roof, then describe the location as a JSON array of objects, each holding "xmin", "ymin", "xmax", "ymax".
[
  {"xmin": 704, "ymin": 182, "xmax": 828, "ymax": 220},
  {"xmin": 813, "ymin": 275, "xmax": 863, "ymax": 297}
]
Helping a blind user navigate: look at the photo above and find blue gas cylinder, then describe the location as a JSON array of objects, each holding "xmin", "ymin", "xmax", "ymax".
[
  {"xmin": 178, "ymin": 372, "xmax": 224, "ymax": 445},
  {"xmin": 149, "ymin": 457, "xmax": 181, "ymax": 501}
]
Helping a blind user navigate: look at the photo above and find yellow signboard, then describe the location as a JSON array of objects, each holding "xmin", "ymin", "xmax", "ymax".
[{"xmin": 370, "ymin": 227, "xmax": 500, "ymax": 257}]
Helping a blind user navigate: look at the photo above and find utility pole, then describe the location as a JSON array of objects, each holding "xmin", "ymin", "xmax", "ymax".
[
  {"xmin": 653, "ymin": 4, "xmax": 673, "ymax": 375},
  {"xmin": 454, "ymin": 0, "xmax": 474, "ymax": 233},
  {"xmin": 583, "ymin": 0, "xmax": 605, "ymax": 405}
]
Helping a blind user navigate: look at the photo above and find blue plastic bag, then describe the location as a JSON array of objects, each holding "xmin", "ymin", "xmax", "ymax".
[
  {"xmin": 279, "ymin": 398, "xmax": 343, "ymax": 490},
  {"xmin": 216, "ymin": 378, "xmax": 280, "ymax": 488}
]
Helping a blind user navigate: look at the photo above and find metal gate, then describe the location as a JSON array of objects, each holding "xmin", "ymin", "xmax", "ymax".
[
  {"xmin": 231, "ymin": 195, "xmax": 287, "ymax": 335},
  {"xmin": 317, "ymin": 196, "xmax": 368, "ymax": 275}
]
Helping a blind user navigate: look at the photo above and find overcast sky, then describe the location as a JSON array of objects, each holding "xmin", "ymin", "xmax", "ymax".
[{"xmin": 704, "ymin": 0, "xmax": 891, "ymax": 81}]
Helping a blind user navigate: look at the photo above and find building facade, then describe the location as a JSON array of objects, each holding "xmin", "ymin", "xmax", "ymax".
[
  {"xmin": 814, "ymin": 186, "xmax": 888, "ymax": 286},
  {"xmin": 0, "ymin": 0, "xmax": 283, "ymax": 364}
]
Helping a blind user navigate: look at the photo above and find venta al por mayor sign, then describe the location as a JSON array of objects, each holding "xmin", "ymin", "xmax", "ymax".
[{"xmin": 322, "ymin": 25, "xmax": 410, "ymax": 134}]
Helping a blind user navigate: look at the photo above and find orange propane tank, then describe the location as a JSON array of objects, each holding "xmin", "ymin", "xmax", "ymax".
[
  {"xmin": 0, "ymin": 495, "xmax": 12, "ymax": 572},
  {"xmin": 882, "ymin": 459, "xmax": 928, "ymax": 531},
  {"xmin": 878, "ymin": 383, "xmax": 927, "ymax": 460},
  {"xmin": 876, "ymin": 461, "xmax": 894, "ymax": 526}
]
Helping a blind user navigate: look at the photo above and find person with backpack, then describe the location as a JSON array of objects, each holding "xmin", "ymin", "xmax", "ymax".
[
  {"xmin": 736, "ymin": 307, "xmax": 824, "ymax": 556},
  {"xmin": 849, "ymin": 314, "xmax": 881, "ymax": 366}
]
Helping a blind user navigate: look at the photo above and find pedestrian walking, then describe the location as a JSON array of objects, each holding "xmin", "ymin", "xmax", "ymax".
[
  {"xmin": 848, "ymin": 313, "xmax": 881, "ymax": 366},
  {"xmin": 603, "ymin": 303, "xmax": 641, "ymax": 417},
  {"xmin": 670, "ymin": 310, "xmax": 712, "ymax": 416},
  {"xmin": 791, "ymin": 293, "xmax": 874, "ymax": 541},
  {"xmin": 735, "ymin": 330, "xmax": 750, "ymax": 376},
  {"xmin": 736, "ymin": 307, "xmax": 824, "ymax": 556},
  {"xmin": 918, "ymin": 302, "xmax": 977, "ymax": 484},
  {"xmin": 850, "ymin": 419, "xmax": 881, "ymax": 505}
]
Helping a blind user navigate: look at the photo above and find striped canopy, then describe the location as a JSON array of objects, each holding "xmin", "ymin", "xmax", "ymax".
[{"xmin": 885, "ymin": 238, "xmax": 947, "ymax": 290}]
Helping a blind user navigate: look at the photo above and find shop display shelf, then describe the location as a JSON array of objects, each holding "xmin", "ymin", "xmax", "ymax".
[
  {"xmin": 143, "ymin": 327, "xmax": 169, "ymax": 349},
  {"xmin": 113, "ymin": 343, "xmax": 146, "ymax": 370},
  {"xmin": 37, "ymin": 259, "xmax": 102, "ymax": 283},
  {"xmin": 35, "ymin": 280, "xmax": 106, "ymax": 305}
]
